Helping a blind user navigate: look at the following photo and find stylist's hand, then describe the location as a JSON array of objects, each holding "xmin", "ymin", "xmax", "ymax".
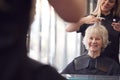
[
  {"xmin": 111, "ymin": 22, "xmax": 120, "ymax": 32},
  {"xmin": 83, "ymin": 15, "xmax": 103, "ymax": 24}
]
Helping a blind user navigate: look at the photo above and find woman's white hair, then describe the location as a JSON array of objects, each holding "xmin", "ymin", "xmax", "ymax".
[{"xmin": 83, "ymin": 23, "xmax": 110, "ymax": 51}]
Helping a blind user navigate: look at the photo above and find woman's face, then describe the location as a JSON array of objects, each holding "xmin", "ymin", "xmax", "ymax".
[
  {"xmin": 100, "ymin": 0, "xmax": 116, "ymax": 13},
  {"xmin": 87, "ymin": 33, "xmax": 103, "ymax": 53}
]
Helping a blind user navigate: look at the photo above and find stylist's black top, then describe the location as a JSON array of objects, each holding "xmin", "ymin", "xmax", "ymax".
[
  {"xmin": 77, "ymin": 13, "xmax": 120, "ymax": 64},
  {"xmin": 62, "ymin": 53, "xmax": 120, "ymax": 76},
  {"xmin": 0, "ymin": 0, "xmax": 66, "ymax": 80}
]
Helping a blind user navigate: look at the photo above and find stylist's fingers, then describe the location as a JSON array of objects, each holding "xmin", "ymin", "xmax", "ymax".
[
  {"xmin": 96, "ymin": 17, "xmax": 105, "ymax": 21},
  {"xmin": 112, "ymin": 23, "xmax": 120, "ymax": 32},
  {"xmin": 84, "ymin": 16, "xmax": 98, "ymax": 24},
  {"xmin": 113, "ymin": 26, "xmax": 120, "ymax": 31},
  {"xmin": 89, "ymin": 17, "xmax": 101, "ymax": 24}
]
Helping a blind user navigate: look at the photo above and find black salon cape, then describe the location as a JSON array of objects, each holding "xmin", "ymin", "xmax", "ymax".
[
  {"xmin": 0, "ymin": 0, "xmax": 66, "ymax": 80},
  {"xmin": 77, "ymin": 13, "xmax": 120, "ymax": 64},
  {"xmin": 62, "ymin": 53, "xmax": 120, "ymax": 76}
]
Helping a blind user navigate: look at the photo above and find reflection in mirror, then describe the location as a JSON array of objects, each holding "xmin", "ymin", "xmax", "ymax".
[
  {"xmin": 28, "ymin": 0, "xmax": 120, "ymax": 76},
  {"xmin": 61, "ymin": 0, "xmax": 120, "ymax": 77}
]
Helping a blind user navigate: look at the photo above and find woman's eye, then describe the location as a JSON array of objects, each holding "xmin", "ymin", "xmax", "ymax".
[
  {"xmin": 109, "ymin": 0, "xmax": 115, "ymax": 3},
  {"xmin": 89, "ymin": 37, "xmax": 93, "ymax": 40}
]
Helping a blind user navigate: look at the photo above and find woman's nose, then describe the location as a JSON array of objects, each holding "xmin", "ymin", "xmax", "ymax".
[{"xmin": 92, "ymin": 39, "xmax": 97, "ymax": 43}]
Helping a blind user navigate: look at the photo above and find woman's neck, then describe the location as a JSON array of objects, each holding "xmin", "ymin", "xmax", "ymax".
[
  {"xmin": 101, "ymin": 11, "xmax": 110, "ymax": 16},
  {"xmin": 88, "ymin": 51, "xmax": 101, "ymax": 59}
]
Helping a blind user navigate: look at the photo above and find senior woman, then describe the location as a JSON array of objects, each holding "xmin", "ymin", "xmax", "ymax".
[
  {"xmin": 62, "ymin": 23, "xmax": 120, "ymax": 76},
  {"xmin": 66, "ymin": 0, "xmax": 120, "ymax": 64}
]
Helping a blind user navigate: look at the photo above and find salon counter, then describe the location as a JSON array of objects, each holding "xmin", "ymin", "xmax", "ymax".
[{"xmin": 62, "ymin": 74, "xmax": 120, "ymax": 80}]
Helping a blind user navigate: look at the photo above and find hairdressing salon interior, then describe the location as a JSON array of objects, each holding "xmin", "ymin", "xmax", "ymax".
[{"xmin": 28, "ymin": 0, "xmax": 120, "ymax": 73}]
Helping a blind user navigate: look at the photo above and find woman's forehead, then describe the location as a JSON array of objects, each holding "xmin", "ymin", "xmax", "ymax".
[
  {"xmin": 86, "ymin": 31, "xmax": 102, "ymax": 37},
  {"xmin": 88, "ymin": 32, "xmax": 101, "ymax": 36}
]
